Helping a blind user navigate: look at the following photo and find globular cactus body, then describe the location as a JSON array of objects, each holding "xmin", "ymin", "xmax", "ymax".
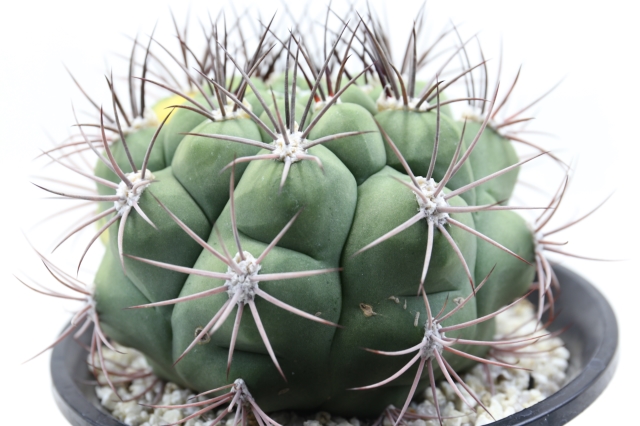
[
  {"xmin": 89, "ymin": 74, "xmax": 536, "ymax": 417},
  {"xmin": 28, "ymin": 8, "xmax": 590, "ymax": 423}
]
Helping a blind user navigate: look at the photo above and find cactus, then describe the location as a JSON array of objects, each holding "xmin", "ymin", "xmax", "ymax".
[{"xmin": 20, "ymin": 5, "xmax": 611, "ymax": 425}]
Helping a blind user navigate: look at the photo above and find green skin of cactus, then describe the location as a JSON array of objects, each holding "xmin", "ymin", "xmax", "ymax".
[
  {"xmin": 242, "ymin": 79, "xmax": 268, "ymax": 117},
  {"xmin": 161, "ymin": 95, "xmax": 212, "ymax": 164},
  {"xmin": 293, "ymin": 79, "xmax": 451, "ymax": 118},
  {"xmin": 94, "ymin": 127, "xmax": 167, "ymax": 196},
  {"xmin": 375, "ymin": 109, "xmax": 476, "ymax": 205},
  {"xmin": 364, "ymin": 79, "xmax": 453, "ymax": 117},
  {"xmin": 297, "ymin": 84, "xmax": 379, "ymax": 117},
  {"xmin": 338, "ymin": 85, "xmax": 378, "ymax": 115},
  {"xmin": 471, "ymin": 191, "xmax": 536, "ymax": 343},
  {"xmin": 163, "ymin": 80, "xmax": 267, "ymax": 162},
  {"xmin": 257, "ymin": 99, "xmax": 304, "ymax": 143},
  {"xmin": 93, "ymin": 86, "xmax": 535, "ymax": 416},
  {"xmin": 365, "ymin": 79, "xmax": 427, "ymax": 104},
  {"xmin": 461, "ymin": 121, "xmax": 520, "ymax": 203}
]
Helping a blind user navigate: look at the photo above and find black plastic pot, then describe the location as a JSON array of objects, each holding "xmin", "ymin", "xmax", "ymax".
[{"xmin": 51, "ymin": 264, "xmax": 619, "ymax": 425}]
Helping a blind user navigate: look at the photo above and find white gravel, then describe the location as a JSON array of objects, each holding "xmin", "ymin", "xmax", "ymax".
[{"xmin": 94, "ymin": 299, "xmax": 569, "ymax": 426}]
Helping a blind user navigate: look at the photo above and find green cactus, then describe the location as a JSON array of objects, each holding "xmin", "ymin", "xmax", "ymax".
[{"xmin": 23, "ymin": 6, "xmax": 601, "ymax": 425}]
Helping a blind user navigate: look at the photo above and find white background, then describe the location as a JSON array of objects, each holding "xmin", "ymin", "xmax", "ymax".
[{"xmin": 1, "ymin": 1, "xmax": 637, "ymax": 424}]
